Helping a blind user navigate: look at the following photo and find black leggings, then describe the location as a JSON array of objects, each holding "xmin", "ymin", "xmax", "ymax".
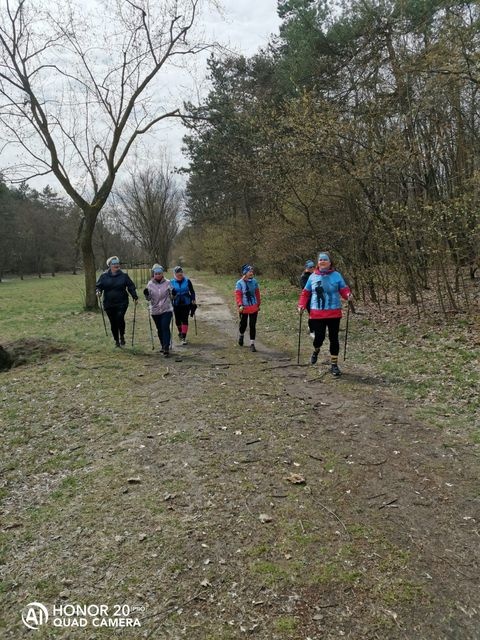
[
  {"xmin": 239, "ymin": 312, "xmax": 258, "ymax": 340},
  {"xmin": 105, "ymin": 305, "xmax": 128, "ymax": 342},
  {"xmin": 173, "ymin": 304, "xmax": 190, "ymax": 330},
  {"xmin": 310, "ymin": 318, "xmax": 341, "ymax": 355}
]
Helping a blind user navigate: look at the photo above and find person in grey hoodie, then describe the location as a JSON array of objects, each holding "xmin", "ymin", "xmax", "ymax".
[{"xmin": 143, "ymin": 264, "xmax": 173, "ymax": 357}]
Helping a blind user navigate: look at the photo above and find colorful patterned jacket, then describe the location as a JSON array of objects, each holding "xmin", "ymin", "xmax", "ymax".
[
  {"xmin": 235, "ymin": 277, "xmax": 261, "ymax": 314},
  {"xmin": 298, "ymin": 269, "xmax": 350, "ymax": 319}
]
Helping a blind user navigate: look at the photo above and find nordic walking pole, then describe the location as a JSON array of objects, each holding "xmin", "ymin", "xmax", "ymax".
[
  {"xmin": 190, "ymin": 303, "xmax": 198, "ymax": 335},
  {"xmin": 147, "ymin": 309, "xmax": 155, "ymax": 350},
  {"xmin": 297, "ymin": 310, "xmax": 303, "ymax": 365},
  {"xmin": 170, "ymin": 314, "xmax": 174, "ymax": 350},
  {"xmin": 97, "ymin": 293, "xmax": 108, "ymax": 337},
  {"xmin": 131, "ymin": 301, "xmax": 137, "ymax": 347},
  {"xmin": 343, "ymin": 300, "xmax": 352, "ymax": 360}
]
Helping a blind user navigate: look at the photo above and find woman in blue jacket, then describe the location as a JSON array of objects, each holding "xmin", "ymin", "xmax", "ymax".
[
  {"xmin": 235, "ymin": 265, "xmax": 261, "ymax": 352},
  {"xmin": 170, "ymin": 266, "xmax": 196, "ymax": 345},
  {"xmin": 96, "ymin": 256, "xmax": 138, "ymax": 347},
  {"xmin": 298, "ymin": 252, "xmax": 352, "ymax": 376}
]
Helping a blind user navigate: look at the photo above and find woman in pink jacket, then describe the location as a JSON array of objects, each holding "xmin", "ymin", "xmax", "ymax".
[{"xmin": 143, "ymin": 264, "xmax": 173, "ymax": 357}]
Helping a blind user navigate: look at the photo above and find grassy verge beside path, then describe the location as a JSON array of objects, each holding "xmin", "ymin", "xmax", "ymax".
[{"xmin": 199, "ymin": 271, "xmax": 479, "ymax": 441}]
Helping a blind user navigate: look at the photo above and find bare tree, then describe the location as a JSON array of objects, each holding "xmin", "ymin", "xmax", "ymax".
[
  {"xmin": 113, "ymin": 164, "xmax": 181, "ymax": 266},
  {"xmin": 0, "ymin": 0, "xmax": 209, "ymax": 308}
]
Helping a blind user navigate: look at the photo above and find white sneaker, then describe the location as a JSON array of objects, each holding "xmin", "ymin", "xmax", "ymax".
[{"xmin": 181, "ymin": 338, "xmax": 188, "ymax": 345}]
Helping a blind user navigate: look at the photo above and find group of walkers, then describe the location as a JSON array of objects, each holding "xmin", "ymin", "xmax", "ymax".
[
  {"xmin": 95, "ymin": 258, "xmax": 196, "ymax": 358},
  {"xmin": 95, "ymin": 251, "xmax": 352, "ymax": 375}
]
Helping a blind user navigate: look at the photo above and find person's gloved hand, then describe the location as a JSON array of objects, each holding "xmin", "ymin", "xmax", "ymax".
[
  {"xmin": 143, "ymin": 287, "xmax": 150, "ymax": 301},
  {"xmin": 297, "ymin": 306, "xmax": 304, "ymax": 314},
  {"xmin": 238, "ymin": 305, "xmax": 244, "ymax": 314},
  {"xmin": 96, "ymin": 289, "xmax": 102, "ymax": 297},
  {"xmin": 189, "ymin": 303, "xmax": 197, "ymax": 317}
]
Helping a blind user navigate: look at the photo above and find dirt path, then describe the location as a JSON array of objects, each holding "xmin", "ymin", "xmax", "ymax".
[
  {"xmin": 172, "ymin": 280, "xmax": 480, "ymax": 639},
  {"xmin": 2, "ymin": 279, "xmax": 479, "ymax": 639}
]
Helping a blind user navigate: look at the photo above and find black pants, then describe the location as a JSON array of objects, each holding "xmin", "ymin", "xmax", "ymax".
[
  {"xmin": 105, "ymin": 305, "xmax": 128, "ymax": 343},
  {"xmin": 173, "ymin": 305, "xmax": 190, "ymax": 331},
  {"xmin": 311, "ymin": 317, "xmax": 341, "ymax": 355},
  {"xmin": 239, "ymin": 312, "xmax": 258, "ymax": 340}
]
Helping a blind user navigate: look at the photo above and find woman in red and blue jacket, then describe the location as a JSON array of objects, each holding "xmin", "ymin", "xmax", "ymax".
[
  {"xmin": 235, "ymin": 264, "xmax": 261, "ymax": 352},
  {"xmin": 297, "ymin": 252, "xmax": 352, "ymax": 376}
]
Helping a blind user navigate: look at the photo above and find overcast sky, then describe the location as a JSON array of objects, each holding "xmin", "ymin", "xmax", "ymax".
[
  {"xmin": 139, "ymin": 0, "xmax": 281, "ymax": 175},
  {"xmin": 2, "ymin": 1, "xmax": 281, "ymax": 191},
  {"xmin": 206, "ymin": 0, "xmax": 280, "ymax": 56}
]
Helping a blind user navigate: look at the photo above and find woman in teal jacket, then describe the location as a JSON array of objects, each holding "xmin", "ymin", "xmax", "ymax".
[
  {"xmin": 298, "ymin": 252, "xmax": 352, "ymax": 376},
  {"xmin": 170, "ymin": 267, "xmax": 196, "ymax": 345}
]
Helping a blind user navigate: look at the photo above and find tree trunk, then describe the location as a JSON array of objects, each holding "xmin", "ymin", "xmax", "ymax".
[{"xmin": 81, "ymin": 209, "xmax": 99, "ymax": 310}]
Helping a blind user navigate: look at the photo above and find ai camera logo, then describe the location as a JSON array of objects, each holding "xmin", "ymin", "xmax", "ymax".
[{"xmin": 22, "ymin": 602, "xmax": 49, "ymax": 630}]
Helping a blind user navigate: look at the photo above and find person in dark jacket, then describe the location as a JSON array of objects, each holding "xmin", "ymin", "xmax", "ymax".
[
  {"xmin": 170, "ymin": 266, "xmax": 196, "ymax": 345},
  {"xmin": 299, "ymin": 260, "xmax": 315, "ymax": 289},
  {"xmin": 96, "ymin": 256, "xmax": 138, "ymax": 347}
]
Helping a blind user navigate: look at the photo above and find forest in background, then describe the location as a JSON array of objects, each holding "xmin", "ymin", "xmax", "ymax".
[
  {"xmin": 180, "ymin": 0, "xmax": 480, "ymax": 313},
  {"xmin": 0, "ymin": 179, "xmax": 141, "ymax": 280},
  {"xmin": 1, "ymin": 0, "xmax": 479, "ymax": 317}
]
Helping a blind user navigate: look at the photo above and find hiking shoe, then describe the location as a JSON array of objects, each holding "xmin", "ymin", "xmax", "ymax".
[
  {"xmin": 120, "ymin": 335, "xmax": 126, "ymax": 346},
  {"xmin": 310, "ymin": 350, "xmax": 319, "ymax": 364},
  {"xmin": 331, "ymin": 363, "xmax": 342, "ymax": 377},
  {"xmin": 181, "ymin": 338, "xmax": 188, "ymax": 345},
  {"xmin": 163, "ymin": 349, "xmax": 170, "ymax": 358},
  {"xmin": 250, "ymin": 343, "xmax": 257, "ymax": 352},
  {"xmin": 115, "ymin": 341, "xmax": 121, "ymax": 348},
  {"xmin": 238, "ymin": 334, "xmax": 244, "ymax": 346}
]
